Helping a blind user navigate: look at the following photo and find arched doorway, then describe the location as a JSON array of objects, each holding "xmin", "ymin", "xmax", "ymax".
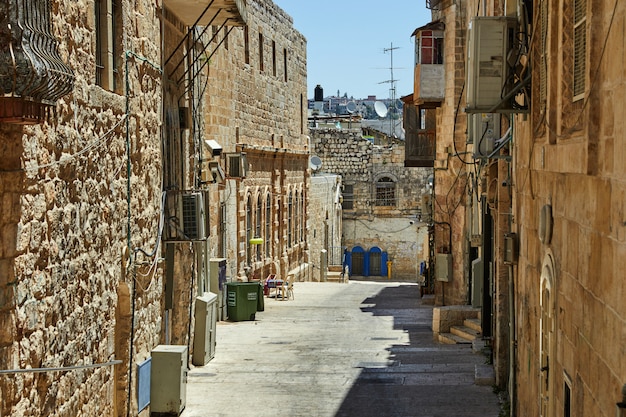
[
  {"xmin": 351, "ymin": 246, "xmax": 365, "ymax": 276},
  {"xmin": 540, "ymin": 251, "xmax": 556, "ymax": 417}
]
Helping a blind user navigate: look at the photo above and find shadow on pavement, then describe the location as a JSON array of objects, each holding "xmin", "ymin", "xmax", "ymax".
[{"xmin": 334, "ymin": 285, "xmax": 501, "ymax": 417}]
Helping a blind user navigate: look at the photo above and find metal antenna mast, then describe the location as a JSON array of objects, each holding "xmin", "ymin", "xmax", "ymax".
[{"xmin": 379, "ymin": 43, "xmax": 399, "ymax": 137}]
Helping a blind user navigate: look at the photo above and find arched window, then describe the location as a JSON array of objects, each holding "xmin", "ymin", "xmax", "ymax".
[
  {"xmin": 287, "ymin": 191, "xmax": 293, "ymax": 247},
  {"xmin": 299, "ymin": 189, "xmax": 304, "ymax": 242},
  {"xmin": 294, "ymin": 191, "xmax": 300, "ymax": 243},
  {"xmin": 246, "ymin": 194, "xmax": 252, "ymax": 265},
  {"xmin": 265, "ymin": 193, "xmax": 271, "ymax": 258},
  {"xmin": 375, "ymin": 177, "xmax": 396, "ymax": 206},
  {"xmin": 256, "ymin": 196, "xmax": 262, "ymax": 261}
]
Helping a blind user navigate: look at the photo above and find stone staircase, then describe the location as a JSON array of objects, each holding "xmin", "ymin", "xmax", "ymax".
[
  {"xmin": 432, "ymin": 306, "xmax": 495, "ymax": 386},
  {"xmin": 438, "ymin": 317, "xmax": 482, "ymax": 344},
  {"xmin": 433, "ymin": 306, "xmax": 481, "ymax": 345},
  {"xmin": 326, "ymin": 265, "xmax": 345, "ymax": 283}
]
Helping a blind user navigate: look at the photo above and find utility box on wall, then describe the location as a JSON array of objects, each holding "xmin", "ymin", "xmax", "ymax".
[
  {"xmin": 435, "ymin": 253, "xmax": 452, "ymax": 282},
  {"xmin": 209, "ymin": 258, "xmax": 227, "ymax": 321},
  {"xmin": 192, "ymin": 292, "xmax": 217, "ymax": 366},
  {"xmin": 150, "ymin": 345, "xmax": 188, "ymax": 415}
]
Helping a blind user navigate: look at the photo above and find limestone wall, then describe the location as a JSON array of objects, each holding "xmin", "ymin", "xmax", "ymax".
[
  {"xmin": 311, "ymin": 128, "xmax": 432, "ymax": 279},
  {"xmin": 0, "ymin": 1, "xmax": 163, "ymax": 416},
  {"xmin": 200, "ymin": 0, "xmax": 309, "ymax": 285}
]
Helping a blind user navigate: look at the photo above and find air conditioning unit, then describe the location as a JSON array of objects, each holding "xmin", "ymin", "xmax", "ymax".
[
  {"xmin": 468, "ymin": 113, "xmax": 501, "ymax": 158},
  {"xmin": 435, "ymin": 253, "xmax": 452, "ymax": 282},
  {"xmin": 466, "ymin": 17, "xmax": 518, "ymax": 113},
  {"xmin": 181, "ymin": 192, "xmax": 206, "ymax": 240},
  {"xmin": 227, "ymin": 152, "xmax": 248, "ymax": 178},
  {"xmin": 165, "ymin": 191, "xmax": 208, "ymax": 242}
]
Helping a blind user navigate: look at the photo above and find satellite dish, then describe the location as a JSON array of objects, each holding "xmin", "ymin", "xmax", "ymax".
[
  {"xmin": 346, "ymin": 101, "xmax": 357, "ymax": 114},
  {"xmin": 374, "ymin": 101, "xmax": 388, "ymax": 118},
  {"xmin": 309, "ymin": 155, "xmax": 322, "ymax": 172}
]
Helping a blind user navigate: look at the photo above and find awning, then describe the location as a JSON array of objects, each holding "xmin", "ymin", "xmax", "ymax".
[{"xmin": 163, "ymin": 0, "xmax": 247, "ymax": 27}]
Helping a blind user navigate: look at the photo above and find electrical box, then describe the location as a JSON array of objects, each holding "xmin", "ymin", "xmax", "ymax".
[
  {"xmin": 466, "ymin": 17, "xmax": 518, "ymax": 113},
  {"xmin": 435, "ymin": 253, "xmax": 452, "ymax": 282},
  {"xmin": 209, "ymin": 258, "xmax": 227, "ymax": 321},
  {"xmin": 504, "ymin": 233, "xmax": 518, "ymax": 264},
  {"xmin": 150, "ymin": 345, "xmax": 188, "ymax": 415},
  {"xmin": 468, "ymin": 113, "xmax": 501, "ymax": 158},
  {"xmin": 192, "ymin": 292, "xmax": 218, "ymax": 366},
  {"xmin": 471, "ymin": 258, "xmax": 484, "ymax": 308}
]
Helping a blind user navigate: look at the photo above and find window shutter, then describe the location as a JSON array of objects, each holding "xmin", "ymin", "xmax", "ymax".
[{"xmin": 573, "ymin": 0, "xmax": 587, "ymax": 99}]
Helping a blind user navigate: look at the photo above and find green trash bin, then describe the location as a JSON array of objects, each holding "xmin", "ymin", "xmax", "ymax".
[
  {"xmin": 226, "ymin": 282, "xmax": 259, "ymax": 321},
  {"xmin": 257, "ymin": 282, "xmax": 264, "ymax": 312}
]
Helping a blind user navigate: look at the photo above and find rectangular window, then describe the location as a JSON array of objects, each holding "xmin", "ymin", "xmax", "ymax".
[
  {"xmin": 272, "ymin": 40, "xmax": 277, "ymax": 77},
  {"xmin": 283, "ymin": 48, "xmax": 288, "ymax": 82},
  {"xmin": 244, "ymin": 26, "xmax": 250, "ymax": 65},
  {"xmin": 564, "ymin": 374, "xmax": 572, "ymax": 417},
  {"xmin": 573, "ymin": 0, "xmax": 586, "ymax": 99},
  {"xmin": 95, "ymin": 0, "xmax": 122, "ymax": 92},
  {"xmin": 416, "ymin": 30, "xmax": 444, "ymax": 65},
  {"xmin": 259, "ymin": 33, "xmax": 264, "ymax": 72},
  {"xmin": 343, "ymin": 185, "xmax": 354, "ymax": 210}
]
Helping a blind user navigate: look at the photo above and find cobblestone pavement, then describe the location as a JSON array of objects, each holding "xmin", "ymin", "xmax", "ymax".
[{"xmin": 182, "ymin": 281, "xmax": 502, "ymax": 417}]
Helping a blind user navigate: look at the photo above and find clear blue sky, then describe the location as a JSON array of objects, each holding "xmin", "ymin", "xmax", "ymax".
[{"xmin": 273, "ymin": 1, "xmax": 432, "ymax": 100}]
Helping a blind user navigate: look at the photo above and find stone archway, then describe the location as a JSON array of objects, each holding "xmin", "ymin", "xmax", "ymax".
[{"xmin": 540, "ymin": 251, "xmax": 556, "ymax": 417}]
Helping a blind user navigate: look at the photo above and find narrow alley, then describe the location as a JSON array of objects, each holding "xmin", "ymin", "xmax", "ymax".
[{"xmin": 183, "ymin": 281, "xmax": 502, "ymax": 417}]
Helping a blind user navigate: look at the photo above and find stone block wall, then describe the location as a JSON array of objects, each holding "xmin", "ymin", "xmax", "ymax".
[
  {"xmin": 199, "ymin": 0, "xmax": 309, "ymax": 285},
  {"xmin": 0, "ymin": 1, "xmax": 163, "ymax": 416},
  {"xmin": 311, "ymin": 127, "xmax": 432, "ymax": 279}
]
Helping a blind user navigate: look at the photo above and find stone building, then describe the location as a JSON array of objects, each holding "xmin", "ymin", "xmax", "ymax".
[
  {"xmin": 416, "ymin": 0, "xmax": 626, "ymax": 416},
  {"xmin": 200, "ymin": 0, "xmax": 310, "ymax": 285},
  {"xmin": 311, "ymin": 126, "xmax": 431, "ymax": 280},
  {"xmin": 0, "ymin": 0, "xmax": 310, "ymax": 415}
]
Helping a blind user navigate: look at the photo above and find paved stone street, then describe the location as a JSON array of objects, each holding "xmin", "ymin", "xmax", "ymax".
[{"xmin": 183, "ymin": 281, "xmax": 502, "ymax": 417}]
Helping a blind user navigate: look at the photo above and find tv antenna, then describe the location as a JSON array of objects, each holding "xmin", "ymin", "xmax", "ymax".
[{"xmin": 378, "ymin": 43, "xmax": 399, "ymax": 137}]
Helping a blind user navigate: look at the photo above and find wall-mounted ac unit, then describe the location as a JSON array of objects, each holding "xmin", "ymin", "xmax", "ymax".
[
  {"xmin": 466, "ymin": 17, "xmax": 518, "ymax": 113},
  {"xmin": 164, "ymin": 191, "xmax": 208, "ymax": 241},
  {"xmin": 435, "ymin": 253, "xmax": 452, "ymax": 282},
  {"xmin": 227, "ymin": 153, "xmax": 248, "ymax": 178},
  {"xmin": 468, "ymin": 113, "xmax": 501, "ymax": 158}
]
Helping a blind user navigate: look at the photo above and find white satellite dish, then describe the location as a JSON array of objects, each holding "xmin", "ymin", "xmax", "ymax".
[
  {"xmin": 309, "ymin": 155, "xmax": 322, "ymax": 172},
  {"xmin": 346, "ymin": 101, "xmax": 357, "ymax": 114},
  {"xmin": 374, "ymin": 101, "xmax": 388, "ymax": 118}
]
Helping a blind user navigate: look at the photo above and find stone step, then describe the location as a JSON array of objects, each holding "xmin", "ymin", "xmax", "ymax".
[
  {"xmin": 450, "ymin": 325, "xmax": 480, "ymax": 341},
  {"xmin": 438, "ymin": 332, "xmax": 473, "ymax": 345},
  {"xmin": 326, "ymin": 271, "xmax": 343, "ymax": 282},
  {"xmin": 475, "ymin": 364, "xmax": 495, "ymax": 386},
  {"xmin": 464, "ymin": 318, "xmax": 482, "ymax": 332}
]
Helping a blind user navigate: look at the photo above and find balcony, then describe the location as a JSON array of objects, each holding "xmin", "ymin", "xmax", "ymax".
[
  {"xmin": 163, "ymin": 0, "xmax": 247, "ymax": 27},
  {"xmin": 412, "ymin": 21, "xmax": 445, "ymax": 107},
  {"xmin": 0, "ymin": 1, "xmax": 75, "ymax": 124}
]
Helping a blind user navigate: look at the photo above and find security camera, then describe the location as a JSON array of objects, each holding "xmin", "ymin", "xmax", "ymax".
[
  {"xmin": 204, "ymin": 139, "xmax": 223, "ymax": 157},
  {"xmin": 409, "ymin": 221, "xmax": 414, "ymax": 225},
  {"xmin": 209, "ymin": 161, "xmax": 225, "ymax": 184}
]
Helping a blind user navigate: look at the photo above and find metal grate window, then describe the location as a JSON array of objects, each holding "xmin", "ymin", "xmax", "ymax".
[
  {"xmin": 375, "ymin": 177, "xmax": 396, "ymax": 207},
  {"xmin": 573, "ymin": 0, "xmax": 586, "ymax": 99},
  {"xmin": 342, "ymin": 185, "xmax": 354, "ymax": 210}
]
